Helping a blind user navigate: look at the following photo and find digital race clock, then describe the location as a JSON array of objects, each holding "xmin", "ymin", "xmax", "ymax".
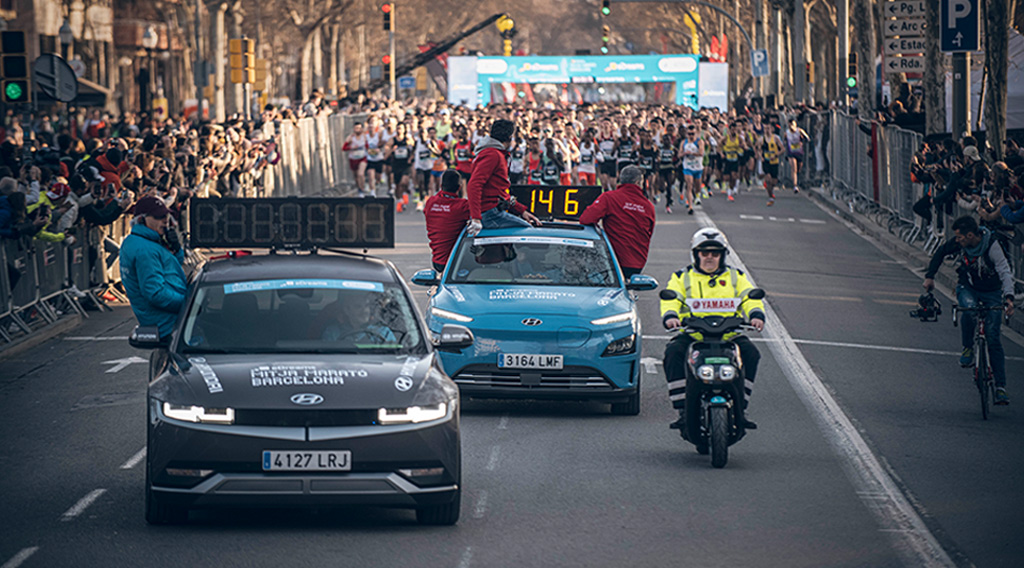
[{"xmin": 508, "ymin": 185, "xmax": 603, "ymax": 221}]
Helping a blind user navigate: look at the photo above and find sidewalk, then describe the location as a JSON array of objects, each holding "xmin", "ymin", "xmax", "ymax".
[{"xmin": 806, "ymin": 185, "xmax": 1024, "ymax": 337}]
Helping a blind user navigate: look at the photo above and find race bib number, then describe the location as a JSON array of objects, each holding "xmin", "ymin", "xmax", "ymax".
[
  {"xmin": 368, "ymin": 148, "xmax": 381, "ymax": 157},
  {"xmin": 419, "ymin": 150, "xmax": 431, "ymax": 160},
  {"xmin": 581, "ymin": 155, "xmax": 593, "ymax": 164},
  {"xmin": 349, "ymin": 149, "xmax": 365, "ymax": 159},
  {"xmin": 685, "ymin": 297, "xmax": 741, "ymax": 314},
  {"xmin": 394, "ymin": 147, "xmax": 409, "ymax": 159}
]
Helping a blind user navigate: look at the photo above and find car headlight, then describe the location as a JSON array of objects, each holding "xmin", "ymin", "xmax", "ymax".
[
  {"xmin": 697, "ymin": 365, "xmax": 716, "ymax": 382},
  {"xmin": 431, "ymin": 307, "xmax": 473, "ymax": 322},
  {"xmin": 602, "ymin": 333, "xmax": 636, "ymax": 356},
  {"xmin": 591, "ymin": 311, "xmax": 636, "ymax": 326},
  {"xmin": 719, "ymin": 365, "xmax": 737, "ymax": 381},
  {"xmin": 163, "ymin": 403, "xmax": 235, "ymax": 424},
  {"xmin": 378, "ymin": 402, "xmax": 448, "ymax": 424}
]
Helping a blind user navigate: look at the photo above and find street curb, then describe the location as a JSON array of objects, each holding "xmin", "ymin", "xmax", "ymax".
[
  {"xmin": 0, "ymin": 314, "xmax": 83, "ymax": 361},
  {"xmin": 807, "ymin": 186, "xmax": 1024, "ymax": 337}
]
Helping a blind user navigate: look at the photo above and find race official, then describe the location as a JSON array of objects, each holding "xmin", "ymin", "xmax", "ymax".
[
  {"xmin": 119, "ymin": 196, "xmax": 187, "ymax": 342},
  {"xmin": 578, "ymin": 165, "xmax": 656, "ymax": 278},
  {"xmin": 466, "ymin": 119, "xmax": 541, "ymax": 234},
  {"xmin": 425, "ymin": 170, "xmax": 471, "ymax": 272},
  {"xmin": 661, "ymin": 229, "xmax": 765, "ymax": 433}
]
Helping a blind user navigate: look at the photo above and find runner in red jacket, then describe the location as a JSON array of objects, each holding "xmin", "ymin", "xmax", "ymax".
[
  {"xmin": 578, "ymin": 165, "xmax": 656, "ymax": 278},
  {"xmin": 425, "ymin": 171, "xmax": 471, "ymax": 272},
  {"xmin": 466, "ymin": 119, "xmax": 540, "ymax": 234}
]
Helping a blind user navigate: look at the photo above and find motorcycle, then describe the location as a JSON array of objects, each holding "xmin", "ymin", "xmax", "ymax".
[{"xmin": 659, "ymin": 288, "xmax": 766, "ymax": 468}]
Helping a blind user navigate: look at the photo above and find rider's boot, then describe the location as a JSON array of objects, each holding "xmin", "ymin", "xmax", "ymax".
[{"xmin": 669, "ymin": 409, "xmax": 689, "ymax": 439}]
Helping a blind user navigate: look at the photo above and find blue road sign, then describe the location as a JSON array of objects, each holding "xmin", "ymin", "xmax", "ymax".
[
  {"xmin": 398, "ymin": 76, "xmax": 415, "ymax": 89},
  {"xmin": 751, "ymin": 49, "xmax": 769, "ymax": 77},
  {"xmin": 940, "ymin": 0, "xmax": 979, "ymax": 52}
]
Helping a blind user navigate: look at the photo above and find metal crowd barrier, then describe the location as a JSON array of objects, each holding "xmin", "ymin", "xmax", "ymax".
[
  {"xmin": 261, "ymin": 113, "xmax": 366, "ymax": 198},
  {"xmin": 827, "ymin": 110, "xmax": 1024, "ymax": 292}
]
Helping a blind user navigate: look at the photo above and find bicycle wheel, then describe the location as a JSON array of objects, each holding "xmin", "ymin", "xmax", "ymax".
[{"xmin": 977, "ymin": 345, "xmax": 990, "ymax": 420}]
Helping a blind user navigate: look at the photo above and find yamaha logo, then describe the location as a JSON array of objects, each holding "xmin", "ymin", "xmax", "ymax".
[
  {"xmin": 290, "ymin": 393, "xmax": 324, "ymax": 405},
  {"xmin": 521, "ymin": 318, "xmax": 543, "ymax": 326}
]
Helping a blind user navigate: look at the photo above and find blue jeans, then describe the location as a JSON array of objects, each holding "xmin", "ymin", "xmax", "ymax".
[
  {"xmin": 957, "ymin": 286, "xmax": 1007, "ymax": 388},
  {"xmin": 481, "ymin": 206, "xmax": 532, "ymax": 229}
]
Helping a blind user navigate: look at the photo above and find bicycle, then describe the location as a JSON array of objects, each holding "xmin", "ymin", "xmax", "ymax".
[{"xmin": 952, "ymin": 304, "xmax": 1008, "ymax": 420}]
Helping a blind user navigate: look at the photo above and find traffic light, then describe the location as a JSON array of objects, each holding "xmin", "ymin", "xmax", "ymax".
[
  {"xmin": 381, "ymin": 54, "xmax": 391, "ymax": 77},
  {"xmin": 382, "ymin": 3, "xmax": 393, "ymax": 32},
  {"xmin": 602, "ymin": 0, "xmax": 611, "ymax": 16},
  {"xmin": 229, "ymin": 38, "xmax": 256, "ymax": 84},
  {"xmin": 601, "ymin": 25, "xmax": 610, "ymax": 54},
  {"xmin": 0, "ymin": 31, "xmax": 30, "ymax": 103},
  {"xmin": 847, "ymin": 52, "xmax": 857, "ymax": 88},
  {"xmin": 805, "ymin": 62, "xmax": 814, "ymax": 85}
]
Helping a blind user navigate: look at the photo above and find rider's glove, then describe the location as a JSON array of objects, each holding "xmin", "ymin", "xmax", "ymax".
[{"xmin": 466, "ymin": 219, "xmax": 483, "ymax": 236}]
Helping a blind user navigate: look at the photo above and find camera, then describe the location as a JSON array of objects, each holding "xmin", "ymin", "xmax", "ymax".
[{"xmin": 909, "ymin": 292, "xmax": 942, "ymax": 322}]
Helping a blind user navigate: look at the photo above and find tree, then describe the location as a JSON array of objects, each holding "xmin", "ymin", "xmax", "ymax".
[
  {"xmin": 923, "ymin": 0, "xmax": 945, "ymax": 135},
  {"xmin": 984, "ymin": 0, "xmax": 1011, "ymax": 160},
  {"xmin": 851, "ymin": 0, "xmax": 875, "ymax": 120}
]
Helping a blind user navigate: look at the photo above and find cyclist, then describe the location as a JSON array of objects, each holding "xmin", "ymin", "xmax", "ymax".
[
  {"xmin": 661, "ymin": 228, "xmax": 765, "ymax": 433},
  {"xmin": 923, "ymin": 216, "xmax": 1015, "ymax": 405}
]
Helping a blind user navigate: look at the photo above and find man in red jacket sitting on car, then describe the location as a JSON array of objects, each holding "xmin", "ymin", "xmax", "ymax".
[
  {"xmin": 466, "ymin": 119, "xmax": 541, "ymax": 235},
  {"xmin": 579, "ymin": 165, "xmax": 656, "ymax": 279}
]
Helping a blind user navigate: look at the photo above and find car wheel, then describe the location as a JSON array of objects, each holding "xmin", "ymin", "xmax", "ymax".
[
  {"xmin": 416, "ymin": 489, "xmax": 461, "ymax": 526},
  {"xmin": 610, "ymin": 372, "xmax": 641, "ymax": 416}
]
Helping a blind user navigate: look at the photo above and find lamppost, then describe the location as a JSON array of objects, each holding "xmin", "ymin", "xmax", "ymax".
[
  {"xmin": 59, "ymin": 19, "xmax": 73, "ymax": 61},
  {"xmin": 496, "ymin": 15, "xmax": 516, "ymax": 56},
  {"xmin": 141, "ymin": 25, "xmax": 158, "ymax": 112}
]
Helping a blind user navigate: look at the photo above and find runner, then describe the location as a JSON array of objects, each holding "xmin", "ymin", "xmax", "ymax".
[
  {"xmin": 762, "ymin": 125, "xmax": 785, "ymax": 207},
  {"xmin": 656, "ymin": 123, "xmax": 677, "ymax": 212},
  {"xmin": 342, "ymin": 122, "xmax": 368, "ymax": 194},
  {"xmin": 784, "ymin": 119, "xmax": 810, "ymax": 193},
  {"xmin": 577, "ymin": 128, "xmax": 601, "ymax": 186},
  {"xmin": 679, "ymin": 123, "xmax": 705, "ymax": 216}
]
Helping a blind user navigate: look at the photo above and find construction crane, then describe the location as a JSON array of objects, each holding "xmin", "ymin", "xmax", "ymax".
[{"xmin": 344, "ymin": 13, "xmax": 506, "ymax": 102}]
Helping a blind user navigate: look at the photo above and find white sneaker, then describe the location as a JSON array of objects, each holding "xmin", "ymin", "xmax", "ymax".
[{"xmin": 68, "ymin": 285, "xmax": 88, "ymax": 299}]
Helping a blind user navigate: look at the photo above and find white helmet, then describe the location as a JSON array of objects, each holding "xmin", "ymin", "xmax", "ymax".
[{"xmin": 690, "ymin": 228, "xmax": 729, "ymax": 268}]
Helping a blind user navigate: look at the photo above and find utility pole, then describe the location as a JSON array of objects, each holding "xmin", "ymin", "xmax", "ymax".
[
  {"xmin": 792, "ymin": 0, "xmax": 806, "ymax": 103},
  {"xmin": 755, "ymin": 0, "xmax": 766, "ymax": 99},
  {"xmin": 837, "ymin": 0, "xmax": 848, "ymax": 108},
  {"xmin": 194, "ymin": 0, "xmax": 203, "ymax": 123},
  {"xmin": 389, "ymin": 4, "xmax": 396, "ymax": 100}
]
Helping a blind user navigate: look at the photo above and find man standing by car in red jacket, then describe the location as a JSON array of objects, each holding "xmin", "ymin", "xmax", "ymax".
[
  {"xmin": 466, "ymin": 119, "xmax": 541, "ymax": 235},
  {"xmin": 579, "ymin": 165, "xmax": 656, "ymax": 278}
]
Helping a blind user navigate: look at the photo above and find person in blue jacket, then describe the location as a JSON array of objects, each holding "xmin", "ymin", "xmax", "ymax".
[{"xmin": 119, "ymin": 196, "xmax": 186, "ymax": 342}]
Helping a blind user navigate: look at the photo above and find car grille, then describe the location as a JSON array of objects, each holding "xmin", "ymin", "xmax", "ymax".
[
  {"xmin": 233, "ymin": 409, "xmax": 378, "ymax": 427},
  {"xmin": 453, "ymin": 365, "xmax": 615, "ymax": 390}
]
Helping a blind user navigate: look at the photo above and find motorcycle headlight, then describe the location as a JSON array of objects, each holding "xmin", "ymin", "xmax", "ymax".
[
  {"xmin": 162, "ymin": 403, "xmax": 235, "ymax": 424},
  {"xmin": 430, "ymin": 307, "xmax": 473, "ymax": 322},
  {"xmin": 719, "ymin": 365, "xmax": 737, "ymax": 381},
  {"xmin": 697, "ymin": 365, "xmax": 715, "ymax": 382},
  {"xmin": 602, "ymin": 333, "xmax": 636, "ymax": 356},
  {"xmin": 378, "ymin": 403, "xmax": 448, "ymax": 424}
]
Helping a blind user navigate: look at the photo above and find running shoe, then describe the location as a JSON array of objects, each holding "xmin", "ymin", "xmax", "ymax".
[
  {"xmin": 687, "ymin": 207, "xmax": 694, "ymax": 215},
  {"xmin": 665, "ymin": 205, "xmax": 673, "ymax": 214},
  {"xmin": 959, "ymin": 347, "xmax": 974, "ymax": 367},
  {"xmin": 794, "ymin": 186, "xmax": 800, "ymax": 194},
  {"xmin": 767, "ymin": 198, "xmax": 775, "ymax": 206},
  {"xmin": 727, "ymin": 194, "xmax": 735, "ymax": 202},
  {"xmin": 995, "ymin": 387, "xmax": 1010, "ymax": 405},
  {"xmin": 415, "ymin": 201, "xmax": 424, "ymax": 212}
]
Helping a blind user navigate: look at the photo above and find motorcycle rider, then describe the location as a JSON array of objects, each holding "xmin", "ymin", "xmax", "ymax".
[{"xmin": 661, "ymin": 228, "xmax": 765, "ymax": 433}]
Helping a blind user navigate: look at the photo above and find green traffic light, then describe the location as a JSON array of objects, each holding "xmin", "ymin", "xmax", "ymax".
[
  {"xmin": 600, "ymin": 46, "xmax": 609, "ymax": 54},
  {"xmin": 847, "ymin": 76, "xmax": 857, "ymax": 88},
  {"xmin": 5, "ymin": 82, "xmax": 23, "ymax": 101},
  {"xmin": 602, "ymin": 7, "xmax": 610, "ymax": 15}
]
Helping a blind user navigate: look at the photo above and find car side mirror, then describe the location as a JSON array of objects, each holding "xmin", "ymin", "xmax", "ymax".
[
  {"xmin": 411, "ymin": 268, "xmax": 439, "ymax": 287},
  {"xmin": 748, "ymin": 288, "xmax": 766, "ymax": 300},
  {"xmin": 435, "ymin": 324, "xmax": 474, "ymax": 353},
  {"xmin": 626, "ymin": 274, "xmax": 658, "ymax": 291},
  {"xmin": 659, "ymin": 289, "xmax": 682, "ymax": 301},
  {"xmin": 129, "ymin": 325, "xmax": 168, "ymax": 349}
]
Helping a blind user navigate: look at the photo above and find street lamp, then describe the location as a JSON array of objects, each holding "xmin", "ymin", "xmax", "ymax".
[
  {"xmin": 59, "ymin": 19, "xmax": 73, "ymax": 60},
  {"xmin": 495, "ymin": 15, "xmax": 516, "ymax": 56},
  {"xmin": 141, "ymin": 26, "xmax": 158, "ymax": 50},
  {"xmin": 141, "ymin": 26, "xmax": 159, "ymax": 112}
]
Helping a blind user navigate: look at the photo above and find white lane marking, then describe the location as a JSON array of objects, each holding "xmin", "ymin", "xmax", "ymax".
[
  {"xmin": 740, "ymin": 214, "xmax": 764, "ymax": 220},
  {"xmin": 497, "ymin": 414, "xmax": 509, "ymax": 430},
  {"xmin": 485, "ymin": 446, "xmax": 501, "ymax": 471},
  {"xmin": 799, "ymin": 218, "xmax": 827, "ymax": 224},
  {"xmin": 768, "ymin": 216, "xmax": 795, "ymax": 222},
  {"xmin": 1, "ymin": 548, "xmax": 40, "ymax": 568},
  {"xmin": 739, "ymin": 214, "xmax": 825, "ymax": 225},
  {"xmin": 65, "ymin": 336, "xmax": 128, "ymax": 341},
  {"xmin": 642, "ymin": 335, "xmax": 1024, "ymax": 362},
  {"xmin": 119, "ymin": 447, "xmax": 146, "ymax": 470},
  {"xmin": 640, "ymin": 357, "xmax": 661, "ymax": 374},
  {"xmin": 60, "ymin": 489, "xmax": 107, "ymax": 522},
  {"xmin": 473, "ymin": 490, "xmax": 489, "ymax": 519},
  {"xmin": 694, "ymin": 209, "xmax": 955, "ymax": 567},
  {"xmin": 101, "ymin": 356, "xmax": 147, "ymax": 374},
  {"xmin": 457, "ymin": 546, "xmax": 473, "ymax": 568}
]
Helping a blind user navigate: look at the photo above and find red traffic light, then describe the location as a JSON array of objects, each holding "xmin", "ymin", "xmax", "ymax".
[
  {"xmin": 382, "ymin": 55, "xmax": 392, "ymax": 65},
  {"xmin": 381, "ymin": 3, "xmax": 392, "ymax": 13}
]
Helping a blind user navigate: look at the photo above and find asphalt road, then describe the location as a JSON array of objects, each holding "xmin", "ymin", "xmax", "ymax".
[{"xmin": 1, "ymin": 186, "xmax": 1021, "ymax": 568}]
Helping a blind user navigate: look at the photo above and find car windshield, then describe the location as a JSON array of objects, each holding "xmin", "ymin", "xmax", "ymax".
[
  {"xmin": 180, "ymin": 279, "xmax": 425, "ymax": 354},
  {"xmin": 446, "ymin": 235, "xmax": 619, "ymax": 287}
]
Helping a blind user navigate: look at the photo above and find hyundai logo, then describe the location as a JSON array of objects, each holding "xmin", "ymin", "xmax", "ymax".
[
  {"xmin": 521, "ymin": 318, "xmax": 543, "ymax": 326},
  {"xmin": 290, "ymin": 393, "xmax": 324, "ymax": 405},
  {"xmin": 394, "ymin": 376, "xmax": 414, "ymax": 392}
]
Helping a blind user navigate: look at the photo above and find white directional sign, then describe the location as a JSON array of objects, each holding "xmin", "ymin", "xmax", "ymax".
[
  {"xmin": 884, "ymin": 37, "xmax": 926, "ymax": 56},
  {"xmin": 886, "ymin": 55, "xmax": 925, "ymax": 72},
  {"xmin": 885, "ymin": 1, "xmax": 927, "ymax": 17},
  {"xmin": 884, "ymin": 18, "xmax": 927, "ymax": 38}
]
